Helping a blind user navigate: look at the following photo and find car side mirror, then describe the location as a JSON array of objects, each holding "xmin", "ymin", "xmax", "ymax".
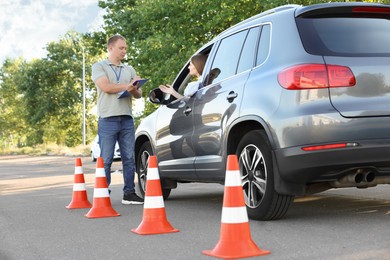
[{"xmin": 149, "ymin": 88, "xmax": 169, "ymax": 105}]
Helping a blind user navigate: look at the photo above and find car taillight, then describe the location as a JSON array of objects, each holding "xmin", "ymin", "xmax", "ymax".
[{"xmin": 278, "ymin": 64, "xmax": 356, "ymax": 90}]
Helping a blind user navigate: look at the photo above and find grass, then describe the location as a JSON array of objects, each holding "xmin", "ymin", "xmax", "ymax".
[{"xmin": 0, "ymin": 144, "xmax": 90, "ymax": 157}]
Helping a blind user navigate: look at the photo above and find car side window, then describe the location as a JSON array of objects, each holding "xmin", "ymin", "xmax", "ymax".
[
  {"xmin": 237, "ymin": 27, "xmax": 260, "ymax": 74},
  {"xmin": 208, "ymin": 30, "xmax": 248, "ymax": 84},
  {"xmin": 256, "ymin": 24, "xmax": 271, "ymax": 66}
]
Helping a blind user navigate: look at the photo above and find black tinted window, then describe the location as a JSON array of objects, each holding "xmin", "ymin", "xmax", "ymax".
[
  {"xmin": 256, "ymin": 24, "xmax": 270, "ymax": 66},
  {"xmin": 237, "ymin": 27, "xmax": 260, "ymax": 74},
  {"xmin": 209, "ymin": 30, "xmax": 248, "ymax": 83},
  {"xmin": 297, "ymin": 17, "xmax": 390, "ymax": 56}
]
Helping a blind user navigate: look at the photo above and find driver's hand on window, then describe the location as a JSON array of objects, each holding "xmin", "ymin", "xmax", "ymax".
[{"xmin": 159, "ymin": 84, "xmax": 174, "ymax": 94}]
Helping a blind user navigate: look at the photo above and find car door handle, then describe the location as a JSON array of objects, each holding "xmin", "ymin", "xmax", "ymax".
[
  {"xmin": 226, "ymin": 91, "xmax": 238, "ymax": 103},
  {"xmin": 183, "ymin": 106, "xmax": 192, "ymax": 116}
]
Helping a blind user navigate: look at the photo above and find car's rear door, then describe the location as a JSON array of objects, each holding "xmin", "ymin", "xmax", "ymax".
[{"xmin": 192, "ymin": 27, "xmax": 262, "ymax": 180}]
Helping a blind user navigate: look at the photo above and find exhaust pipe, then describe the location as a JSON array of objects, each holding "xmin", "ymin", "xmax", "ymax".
[
  {"xmin": 354, "ymin": 172, "xmax": 364, "ymax": 183},
  {"xmin": 330, "ymin": 170, "xmax": 382, "ymax": 188},
  {"xmin": 363, "ymin": 171, "xmax": 375, "ymax": 183}
]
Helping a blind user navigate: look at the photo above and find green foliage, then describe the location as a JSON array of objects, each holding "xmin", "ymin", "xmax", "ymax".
[
  {"xmin": 0, "ymin": 32, "xmax": 98, "ymax": 148},
  {"xmin": 0, "ymin": 58, "xmax": 29, "ymax": 148},
  {"xmin": 14, "ymin": 42, "xmax": 84, "ymax": 146},
  {"xmin": 99, "ymin": 0, "xmax": 267, "ymax": 87}
]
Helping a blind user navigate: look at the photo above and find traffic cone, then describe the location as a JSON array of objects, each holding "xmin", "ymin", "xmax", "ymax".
[
  {"xmin": 85, "ymin": 157, "xmax": 120, "ymax": 218},
  {"xmin": 203, "ymin": 155, "xmax": 270, "ymax": 259},
  {"xmin": 66, "ymin": 158, "xmax": 92, "ymax": 209},
  {"xmin": 131, "ymin": 156, "xmax": 179, "ymax": 235}
]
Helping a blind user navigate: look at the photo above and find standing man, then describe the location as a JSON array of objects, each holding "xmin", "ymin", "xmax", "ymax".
[{"xmin": 92, "ymin": 34, "xmax": 143, "ymax": 204}]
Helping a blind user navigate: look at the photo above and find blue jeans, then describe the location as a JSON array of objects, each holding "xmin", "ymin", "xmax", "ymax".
[{"xmin": 98, "ymin": 115, "xmax": 136, "ymax": 195}]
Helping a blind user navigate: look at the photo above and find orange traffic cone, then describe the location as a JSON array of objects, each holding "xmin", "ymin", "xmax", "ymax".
[
  {"xmin": 131, "ymin": 156, "xmax": 179, "ymax": 235},
  {"xmin": 66, "ymin": 158, "xmax": 92, "ymax": 209},
  {"xmin": 203, "ymin": 155, "xmax": 270, "ymax": 259},
  {"xmin": 85, "ymin": 157, "xmax": 120, "ymax": 218}
]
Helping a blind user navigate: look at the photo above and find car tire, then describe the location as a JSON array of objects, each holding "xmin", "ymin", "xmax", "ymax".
[
  {"xmin": 236, "ymin": 130, "xmax": 293, "ymax": 220},
  {"xmin": 136, "ymin": 141, "xmax": 171, "ymax": 200}
]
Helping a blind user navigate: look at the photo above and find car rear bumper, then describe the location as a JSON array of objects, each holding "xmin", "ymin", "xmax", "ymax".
[{"xmin": 274, "ymin": 139, "xmax": 390, "ymax": 193}]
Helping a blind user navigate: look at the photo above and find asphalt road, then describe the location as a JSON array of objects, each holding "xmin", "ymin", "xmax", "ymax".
[{"xmin": 0, "ymin": 155, "xmax": 389, "ymax": 260}]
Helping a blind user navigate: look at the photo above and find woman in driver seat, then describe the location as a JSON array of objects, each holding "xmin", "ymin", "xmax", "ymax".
[{"xmin": 159, "ymin": 53, "xmax": 207, "ymax": 99}]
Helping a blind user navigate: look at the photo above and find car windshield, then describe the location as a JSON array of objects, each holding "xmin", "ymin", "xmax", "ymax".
[{"xmin": 297, "ymin": 17, "xmax": 390, "ymax": 56}]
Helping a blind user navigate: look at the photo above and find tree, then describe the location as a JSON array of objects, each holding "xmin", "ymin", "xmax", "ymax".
[
  {"xmin": 0, "ymin": 58, "xmax": 29, "ymax": 148},
  {"xmin": 10, "ymin": 33, "xmax": 99, "ymax": 147}
]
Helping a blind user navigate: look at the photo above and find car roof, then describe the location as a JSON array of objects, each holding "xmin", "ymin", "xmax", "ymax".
[
  {"xmin": 215, "ymin": 2, "xmax": 390, "ymax": 41},
  {"xmin": 217, "ymin": 4, "xmax": 299, "ymax": 39}
]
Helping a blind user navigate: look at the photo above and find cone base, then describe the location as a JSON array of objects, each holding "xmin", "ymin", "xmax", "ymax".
[
  {"xmin": 132, "ymin": 207, "xmax": 179, "ymax": 235},
  {"xmin": 131, "ymin": 219, "xmax": 179, "ymax": 235},
  {"xmin": 85, "ymin": 198, "xmax": 120, "ymax": 218},
  {"xmin": 202, "ymin": 223, "xmax": 270, "ymax": 259},
  {"xmin": 66, "ymin": 200, "xmax": 92, "ymax": 209},
  {"xmin": 203, "ymin": 242, "xmax": 270, "ymax": 259},
  {"xmin": 66, "ymin": 191, "xmax": 92, "ymax": 209},
  {"xmin": 85, "ymin": 206, "xmax": 120, "ymax": 218}
]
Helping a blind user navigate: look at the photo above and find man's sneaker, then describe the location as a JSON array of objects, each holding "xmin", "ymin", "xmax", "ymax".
[{"xmin": 122, "ymin": 193, "xmax": 144, "ymax": 205}]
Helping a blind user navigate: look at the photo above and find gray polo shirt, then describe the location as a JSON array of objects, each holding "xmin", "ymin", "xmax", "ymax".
[{"xmin": 92, "ymin": 59, "xmax": 137, "ymax": 118}]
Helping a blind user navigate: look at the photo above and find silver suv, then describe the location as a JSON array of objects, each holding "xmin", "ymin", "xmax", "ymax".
[{"xmin": 135, "ymin": 2, "xmax": 390, "ymax": 220}]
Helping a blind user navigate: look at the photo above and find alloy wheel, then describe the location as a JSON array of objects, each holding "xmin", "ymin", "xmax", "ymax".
[
  {"xmin": 138, "ymin": 150, "xmax": 150, "ymax": 193},
  {"xmin": 239, "ymin": 144, "xmax": 267, "ymax": 208}
]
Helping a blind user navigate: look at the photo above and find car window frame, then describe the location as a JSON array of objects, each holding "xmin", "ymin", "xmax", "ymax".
[
  {"xmin": 205, "ymin": 29, "xmax": 249, "ymax": 85},
  {"xmin": 203, "ymin": 23, "xmax": 271, "ymax": 87},
  {"xmin": 236, "ymin": 26, "xmax": 261, "ymax": 74},
  {"xmin": 164, "ymin": 45, "xmax": 214, "ymax": 103},
  {"xmin": 255, "ymin": 23, "xmax": 271, "ymax": 67}
]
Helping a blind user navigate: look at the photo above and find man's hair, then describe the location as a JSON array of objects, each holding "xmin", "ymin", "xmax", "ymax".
[{"xmin": 107, "ymin": 34, "xmax": 126, "ymax": 49}]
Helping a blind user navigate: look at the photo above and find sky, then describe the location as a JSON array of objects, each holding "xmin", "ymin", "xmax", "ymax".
[{"xmin": 0, "ymin": 0, "xmax": 105, "ymax": 64}]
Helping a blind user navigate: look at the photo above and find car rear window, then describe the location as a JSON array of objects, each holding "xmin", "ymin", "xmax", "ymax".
[{"xmin": 296, "ymin": 17, "xmax": 390, "ymax": 57}]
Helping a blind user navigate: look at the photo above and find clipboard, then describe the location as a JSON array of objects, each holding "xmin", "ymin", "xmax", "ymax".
[
  {"xmin": 117, "ymin": 79, "xmax": 149, "ymax": 99},
  {"xmin": 133, "ymin": 78, "xmax": 148, "ymax": 89}
]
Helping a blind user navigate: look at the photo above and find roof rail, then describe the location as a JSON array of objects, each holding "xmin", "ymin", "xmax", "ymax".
[{"xmin": 218, "ymin": 4, "xmax": 300, "ymax": 37}]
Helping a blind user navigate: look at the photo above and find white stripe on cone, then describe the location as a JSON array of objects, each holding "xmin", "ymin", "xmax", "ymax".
[
  {"xmin": 147, "ymin": 168, "xmax": 160, "ymax": 180},
  {"xmin": 74, "ymin": 166, "xmax": 83, "ymax": 174},
  {"xmin": 73, "ymin": 183, "xmax": 87, "ymax": 191},
  {"xmin": 221, "ymin": 206, "xmax": 249, "ymax": 223},
  {"xmin": 144, "ymin": 196, "xmax": 165, "ymax": 209},
  {"xmin": 93, "ymin": 188, "xmax": 109, "ymax": 198},
  {"xmin": 224, "ymin": 170, "xmax": 242, "ymax": 187},
  {"xmin": 95, "ymin": 167, "xmax": 105, "ymax": 177}
]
